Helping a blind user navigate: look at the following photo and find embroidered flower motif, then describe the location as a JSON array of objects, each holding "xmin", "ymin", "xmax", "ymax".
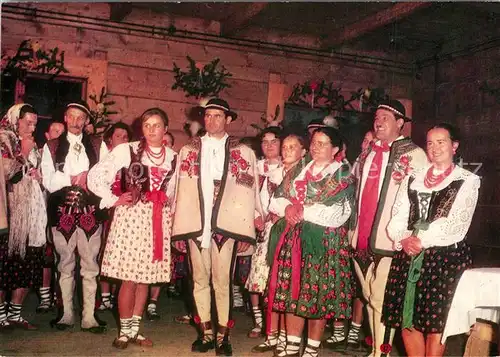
[
  {"xmin": 181, "ymin": 150, "xmax": 199, "ymax": 178},
  {"xmin": 79, "ymin": 213, "xmax": 96, "ymax": 233},
  {"xmin": 59, "ymin": 214, "xmax": 75, "ymax": 234},
  {"xmin": 380, "ymin": 343, "xmax": 392, "ymax": 354},
  {"xmin": 365, "ymin": 336, "xmax": 373, "ymax": 346},
  {"xmin": 230, "ymin": 150, "xmax": 241, "ymax": 160},
  {"xmin": 392, "ymin": 154, "xmax": 412, "ymax": 183},
  {"xmin": 229, "ymin": 149, "xmax": 253, "ymax": 188}
]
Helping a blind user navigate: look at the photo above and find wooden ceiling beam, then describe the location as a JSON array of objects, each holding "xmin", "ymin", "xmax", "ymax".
[
  {"xmin": 323, "ymin": 2, "xmax": 432, "ymax": 48},
  {"xmin": 221, "ymin": 3, "xmax": 269, "ymax": 36},
  {"xmin": 110, "ymin": 3, "xmax": 133, "ymax": 22}
]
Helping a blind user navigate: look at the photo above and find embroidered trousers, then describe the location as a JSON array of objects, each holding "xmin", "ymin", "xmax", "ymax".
[
  {"xmin": 353, "ymin": 257, "xmax": 395, "ymax": 357},
  {"xmin": 52, "ymin": 226, "xmax": 102, "ymax": 329},
  {"xmin": 188, "ymin": 238, "xmax": 237, "ymax": 329}
]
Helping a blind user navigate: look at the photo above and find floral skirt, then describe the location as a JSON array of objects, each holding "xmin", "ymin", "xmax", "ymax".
[
  {"xmin": 0, "ymin": 233, "xmax": 44, "ymax": 290},
  {"xmin": 382, "ymin": 241, "xmax": 472, "ymax": 333},
  {"xmin": 101, "ymin": 201, "xmax": 172, "ymax": 284},
  {"xmin": 269, "ymin": 225, "xmax": 353, "ymax": 319},
  {"xmin": 245, "ymin": 222, "xmax": 273, "ymax": 294}
]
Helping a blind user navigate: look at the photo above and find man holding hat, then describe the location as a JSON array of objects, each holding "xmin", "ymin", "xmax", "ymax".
[
  {"xmin": 41, "ymin": 100, "xmax": 108, "ymax": 333},
  {"xmin": 172, "ymin": 98, "xmax": 263, "ymax": 356},
  {"xmin": 348, "ymin": 100, "xmax": 427, "ymax": 356}
]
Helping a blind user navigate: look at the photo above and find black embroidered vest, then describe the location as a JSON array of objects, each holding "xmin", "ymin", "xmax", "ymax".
[
  {"xmin": 46, "ymin": 133, "xmax": 106, "ymax": 241},
  {"xmin": 407, "ymin": 177, "xmax": 465, "ymax": 230},
  {"xmin": 120, "ymin": 146, "xmax": 177, "ymax": 205}
]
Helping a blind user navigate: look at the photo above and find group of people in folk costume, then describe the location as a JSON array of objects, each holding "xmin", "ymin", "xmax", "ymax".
[{"xmin": 0, "ymin": 96, "xmax": 480, "ymax": 357}]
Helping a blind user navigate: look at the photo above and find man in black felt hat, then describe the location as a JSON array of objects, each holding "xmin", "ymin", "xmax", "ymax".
[
  {"xmin": 41, "ymin": 100, "xmax": 108, "ymax": 334},
  {"xmin": 172, "ymin": 98, "xmax": 264, "ymax": 356},
  {"xmin": 336, "ymin": 100, "xmax": 427, "ymax": 356}
]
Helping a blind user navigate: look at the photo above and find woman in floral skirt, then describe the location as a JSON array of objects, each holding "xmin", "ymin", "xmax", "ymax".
[
  {"xmin": 382, "ymin": 123, "xmax": 479, "ymax": 357},
  {"xmin": 251, "ymin": 132, "xmax": 307, "ymax": 355},
  {"xmin": 266, "ymin": 127, "xmax": 355, "ymax": 357},
  {"xmin": 88, "ymin": 108, "xmax": 177, "ymax": 349},
  {"xmin": 245, "ymin": 126, "xmax": 283, "ymax": 338}
]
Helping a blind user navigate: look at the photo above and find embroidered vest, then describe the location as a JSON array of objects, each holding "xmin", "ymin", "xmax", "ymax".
[
  {"xmin": 46, "ymin": 134, "xmax": 105, "ymax": 241},
  {"xmin": 407, "ymin": 178, "xmax": 464, "ymax": 230}
]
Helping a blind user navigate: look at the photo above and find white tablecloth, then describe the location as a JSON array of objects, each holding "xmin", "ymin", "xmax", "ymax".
[{"xmin": 442, "ymin": 268, "xmax": 500, "ymax": 344}]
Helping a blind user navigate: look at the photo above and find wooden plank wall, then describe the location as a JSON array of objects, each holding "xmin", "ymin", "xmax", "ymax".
[{"xmin": 1, "ymin": 3, "xmax": 412, "ymax": 149}]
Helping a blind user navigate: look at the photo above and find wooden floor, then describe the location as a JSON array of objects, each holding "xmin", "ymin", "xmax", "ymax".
[{"xmin": 0, "ymin": 288, "xmax": 471, "ymax": 356}]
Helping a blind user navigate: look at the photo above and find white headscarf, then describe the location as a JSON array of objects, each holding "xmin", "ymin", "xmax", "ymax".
[
  {"xmin": 0, "ymin": 103, "xmax": 46, "ymax": 258},
  {"xmin": 1, "ymin": 103, "xmax": 34, "ymax": 134}
]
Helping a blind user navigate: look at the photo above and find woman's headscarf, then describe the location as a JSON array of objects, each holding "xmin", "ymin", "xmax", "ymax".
[
  {"xmin": 0, "ymin": 103, "xmax": 46, "ymax": 259},
  {"xmin": 0, "ymin": 103, "xmax": 33, "ymax": 134}
]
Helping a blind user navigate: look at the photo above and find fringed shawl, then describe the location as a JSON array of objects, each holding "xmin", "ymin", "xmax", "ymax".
[{"xmin": 0, "ymin": 104, "xmax": 47, "ymax": 258}]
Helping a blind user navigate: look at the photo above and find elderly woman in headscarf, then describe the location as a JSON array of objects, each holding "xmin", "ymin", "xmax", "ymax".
[{"xmin": 0, "ymin": 103, "xmax": 47, "ymax": 331}]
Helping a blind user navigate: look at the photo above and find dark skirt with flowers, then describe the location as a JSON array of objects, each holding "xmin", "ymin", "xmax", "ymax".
[
  {"xmin": 269, "ymin": 225, "xmax": 353, "ymax": 320},
  {"xmin": 0, "ymin": 233, "xmax": 44, "ymax": 290},
  {"xmin": 382, "ymin": 240, "xmax": 472, "ymax": 333},
  {"xmin": 297, "ymin": 226, "xmax": 353, "ymax": 319},
  {"xmin": 269, "ymin": 225, "xmax": 298, "ymax": 313}
]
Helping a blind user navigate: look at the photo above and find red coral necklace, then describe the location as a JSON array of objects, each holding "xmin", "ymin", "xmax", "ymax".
[
  {"xmin": 424, "ymin": 164, "xmax": 454, "ymax": 188},
  {"xmin": 145, "ymin": 144, "xmax": 166, "ymax": 166}
]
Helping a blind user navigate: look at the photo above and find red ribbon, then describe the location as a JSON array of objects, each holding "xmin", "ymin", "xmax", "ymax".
[
  {"xmin": 265, "ymin": 223, "xmax": 302, "ymax": 335},
  {"xmin": 145, "ymin": 190, "xmax": 167, "ymax": 262}
]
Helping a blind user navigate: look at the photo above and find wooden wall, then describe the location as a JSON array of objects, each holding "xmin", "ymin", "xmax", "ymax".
[{"xmin": 2, "ymin": 3, "xmax": 411, "ymax": 150}]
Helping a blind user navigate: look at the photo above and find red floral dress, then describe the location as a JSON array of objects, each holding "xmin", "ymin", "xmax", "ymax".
[{"xmin": 268, "ymin": 162, "xmax": 355, "ymax": 320}]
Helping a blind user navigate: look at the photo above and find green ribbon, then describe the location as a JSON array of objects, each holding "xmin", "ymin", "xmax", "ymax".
[
  {"xmin": 401, "ymin": 250, "xmax": 425, "ymax": 329},
  {"xmin": 401, "ymin": 220, "xmax": 429, "ymax": 329}
]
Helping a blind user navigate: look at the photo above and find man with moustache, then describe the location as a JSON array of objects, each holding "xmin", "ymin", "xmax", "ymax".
[
  {"xmin": 349, "ymin": 100, "xmax": 427, "ymax": 357},
  {"xmin": 41, "ymin": 101, "xmax": 108, "ymax": 333},
  {"xmin": 172, "ymin": 98, "xmax": 263, "ymax": 356}
]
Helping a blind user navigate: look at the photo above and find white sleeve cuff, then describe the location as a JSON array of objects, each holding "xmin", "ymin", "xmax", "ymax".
[{"xmin": 99, "ymin": 195, "xmax": 119, "ymax": 210}]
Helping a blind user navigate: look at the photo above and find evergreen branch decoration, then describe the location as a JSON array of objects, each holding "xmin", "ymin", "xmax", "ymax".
[
  {"xmin": 288, "ymin": 80, "xmax": 345, "ymax": 111},
  {"xmin": 171, "ymin": 56, "xmax": 232, "ymax": 99},
  {"xmin": 88, "ymin": 87, "xmax": 117, "ymax": 136},
  {"xmin": 1, "ymin": 39, "xmax": 69, "ymax": 82},
  {"xmin": 287, "ymin": 80, "xmax": 390, "ymax": 114}
]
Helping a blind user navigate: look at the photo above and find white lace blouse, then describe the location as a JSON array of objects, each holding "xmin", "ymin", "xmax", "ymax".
[{"xmin": 388, "ymin": 165, "xmax": 481, "ymax": 250}]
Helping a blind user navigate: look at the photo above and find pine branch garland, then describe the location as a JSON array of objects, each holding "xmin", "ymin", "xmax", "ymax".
[{"xmin": 172, "ymin": 56, "xmax": 232, "ymax": 99}]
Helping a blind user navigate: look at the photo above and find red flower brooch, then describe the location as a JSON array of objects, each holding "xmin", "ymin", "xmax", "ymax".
[
  {"xmin": 227, "ymin": 320, "xmax": 235, "ymax": 328},
  {"xmin": 193, "ymin": 315, "xmax": 201, "ymax": 324},
  {"xmin": 180, "ymin": 151, "xmax": 199, "ymax": 178},
  {"xmin": 392, "ymin": 154, "xmax": 411, "ymax": 183}
]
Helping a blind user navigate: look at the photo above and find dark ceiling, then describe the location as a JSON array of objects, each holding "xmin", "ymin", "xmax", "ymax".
[{"xmin": 120, "ymin": 2, "xmax": 500, "ymax": 67}]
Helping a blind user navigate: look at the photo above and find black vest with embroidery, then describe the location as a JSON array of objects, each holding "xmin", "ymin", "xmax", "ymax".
[
  {"xmin": 120, "ymin": 146, "xmax": 177, "ymax": 204},
  {"xmin": 46, "ymin": 133, "xmax": 106, "ymax": 241},
  {"xmin": 407, "ymin": 177, "xmax": 465, "ymax": 230}
]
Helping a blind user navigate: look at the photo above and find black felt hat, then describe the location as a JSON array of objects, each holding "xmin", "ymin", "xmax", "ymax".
[
  {"xmin": 66, "ymin": 100, "xmax": 92, "ymax": 118},
  {"xmin": 203, "ymin": 98, "xmax": 238, "ymax": 122},
  {"xmin": 377, "ymin": 100, "xmax": 411, "ymax": 122},
  {"xmin": 307, "ymin": 118, "xmax": 326, "ymax": 130}
]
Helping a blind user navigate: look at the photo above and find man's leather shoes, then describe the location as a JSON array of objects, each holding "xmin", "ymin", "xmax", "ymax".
[
  {"xmin": 346, "ymin": 340, "xmax": 361, "ymax": 351},
  {"xmin": 192, "ymin": 338, "xmax": 215, "ymax": 353},
  {"xmin": 81, "ymin": 325, "xmax": 107, "ymax": 334},
  {"xmin": 216, "ymin": 340, "xmax": 233, "ymax": 356},
  {"xmin": 50, "ymin": 319, "xmax": 74, "ymax": 331}
]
